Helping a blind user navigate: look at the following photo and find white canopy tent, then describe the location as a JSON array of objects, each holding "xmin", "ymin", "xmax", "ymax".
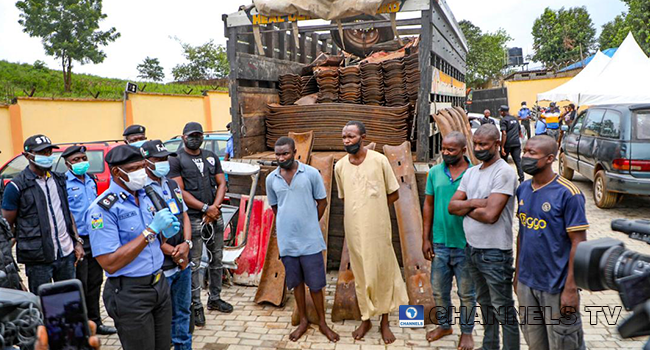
[
  {"xmin": 579, "ymin": 32, "xmax": 650, "ymax": 105},
  {"xmin": 537, "ymin": 51, "xmax": 611, "ymax": 103}
]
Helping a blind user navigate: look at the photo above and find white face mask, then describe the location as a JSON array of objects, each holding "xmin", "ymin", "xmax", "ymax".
[{"xmin": 118, "ymin": 168, "xmax": 148, "ymax": 191}]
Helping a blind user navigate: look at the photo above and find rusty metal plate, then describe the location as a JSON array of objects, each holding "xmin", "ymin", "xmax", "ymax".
[
  {"xmin": 443, "ymin": 108, "xmax": 478, "ymax": 165},
  {"xmin": 291, "ymin": 154, "xmax": 335, "ymax": 326},
  {"xmin": 288, "ymin": 131, "xmax": 314, "ymax": 164},
  {"xmin": 254, "ymin": 220, "xmax": 287, "ymax": 306},
  {"xmin": 383, "ymin": 141, "xmax": 436, "ymax": 324},
  {"xmin": 433, "ymin": 111, "xmax": 454, "ymax": 138}
]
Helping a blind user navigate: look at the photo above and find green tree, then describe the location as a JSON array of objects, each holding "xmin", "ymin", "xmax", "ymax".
[
  {"xmin": 531, "ymin": 7, "xmax": 596, "ymax": 68},
  {"xmin": 459, "ymin": 20, "xmax": 511, "ymax": 88},
  {"xmin": 137, "ymin": 57, "xmax": 165, "ymax": 82},
  {"xmin": 16, "ymin": 0, "xmax": 120, "ymax": 92},
  {"xmin": 598, "ymin": 0, "xmax": 650, "ymax": 54},
  {"xmin": 171, "ymin": 39, "xmax": 229, "ymax": 82}
]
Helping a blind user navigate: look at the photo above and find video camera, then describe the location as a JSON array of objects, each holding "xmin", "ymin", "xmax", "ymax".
[{"xmin": 574, "ymin": 219, "xmax": 650, "ymax": 345}]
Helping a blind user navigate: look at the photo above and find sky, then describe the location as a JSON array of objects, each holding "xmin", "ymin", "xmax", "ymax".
[{"xmin": 0, "ymin": 0, "xmax": 627, "ymax": 81}]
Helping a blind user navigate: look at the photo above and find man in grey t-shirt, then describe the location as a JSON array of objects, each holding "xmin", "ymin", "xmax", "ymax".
[{"xmin": 449, "ymin": 124, "xmax": 520, "ymax": 350}]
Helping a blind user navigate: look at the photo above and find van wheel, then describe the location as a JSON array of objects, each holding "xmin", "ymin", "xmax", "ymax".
[
  {"xmin": 594, "ymin": 170, "xmax": 619, "ymax": 209},
  {"xmin": 559, "ymin": 152, "xmax": 574, "ymax": 180}
]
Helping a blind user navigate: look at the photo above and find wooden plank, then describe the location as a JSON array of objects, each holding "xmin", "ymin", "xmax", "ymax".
[
  {"xmin": 299, "ymin": 34, "xmax": 307, "ymax": 63},
  {"xmin": 235, "ymin": 53, "xmax": 305, "ymax": 82},
  {"xmin": 238, "ymin": 89, "xmax": 278, "ymax": 115},
  {"xmin": 241, "ymin": 114, "xmax": 266, "ymax": 137},
  {"xmin": 277, "ymin": 23, "xmax": 286, "ymax": 60},
  {"xmin": 311, "ymin": 33, "xmax": 319, "ymax": 59},
  {"xmin": 289, "ymin": 31, "xmax": 297, "ymax": 62},
  {"xmin": 264, "ymin": 24, "xmax": 275, "ymax": 58},
  {"xmin": 239, "ymin": 135, "xmax": 268, "ymax": 156},
  {"xmin": 417, "ymin": 8, "xmax": 433, "ymax": 162}
]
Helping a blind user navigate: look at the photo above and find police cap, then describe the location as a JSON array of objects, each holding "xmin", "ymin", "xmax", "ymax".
[
  {"xmin": 122, "ymin": 124, "xmax": 146, "ymax": 137},
  {"xmin": 499, "ymin": 105, "xmax": 510, "ymax": 112},
  {"xmin": 61, "ymin": 145, "xmax": 87, "ymax": 159},
  {"xmin": 141, "ymin": 140, "xmax": 177, "ymax": 159},
  {"xmin": 105, "ymin": 145, "xmax": 144, "ymax": 167}
]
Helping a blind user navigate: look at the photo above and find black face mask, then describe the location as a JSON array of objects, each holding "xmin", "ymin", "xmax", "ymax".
[
  {"xmin": 344, "ymin": 140, "xmax": 362, "ymax": 154},
  {"xmin": 185, "ymin": 136, "xmax": 203, "ymax": 150},
  {"xmin": 522, "ymin": 156, "xmax": 545, "ymax": 175},
  {"xmin": 442, "ymin": 154, "xmax": 461, "ymax": 166},
  {"xmin": 278, "ymin": 158, "xmax": 294, "ymax": 169},
  {"xmin": 475, "ymin": 149, "xmax": 494, "ymax": 162}
]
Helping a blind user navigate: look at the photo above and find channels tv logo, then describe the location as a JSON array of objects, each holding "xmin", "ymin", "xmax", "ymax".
[{"xmin": 399, "ymin": 305, "xmax": 424, "ymax": 328}]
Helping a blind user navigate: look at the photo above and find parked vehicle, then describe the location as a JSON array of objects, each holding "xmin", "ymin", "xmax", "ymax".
[
  {"xmin": 559, "ymin": 104, "xmax": 650, "ymax": 208},
  {"xmin": 164, "ymin": 132, "xmax": 230, "ymax": 160},
  {"xmin": 0, "ymin": 141, "xmax": 123, "ymax": 196}
]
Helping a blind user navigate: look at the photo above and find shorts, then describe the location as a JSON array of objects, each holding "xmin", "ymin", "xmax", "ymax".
[{"xmin": 281, "ymin": 252, "xmax": 327, "ymax": 292}]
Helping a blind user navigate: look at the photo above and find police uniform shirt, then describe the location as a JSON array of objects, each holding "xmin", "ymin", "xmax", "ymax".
[
  {"xmin": 86, "ymin": 180, "xmax": 164, "ymax": 277},
  {"xmin": 500, "ymin": 114, "xmax": 522, "ymax": 148},
  {"xmin": 516, "ymin": 175, "xmax": 589, "ymax": 294},
  {"xmin": 66, "ymin": 171, "xmax": 97, "ymax": 237}
]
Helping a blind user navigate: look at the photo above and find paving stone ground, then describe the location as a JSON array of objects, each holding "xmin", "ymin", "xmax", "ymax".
[{"xmin": 88, "ymin": 165, "xmax": 650, "ymax": 349}]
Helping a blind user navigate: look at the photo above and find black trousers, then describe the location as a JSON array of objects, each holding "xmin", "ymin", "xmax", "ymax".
[
  {"xmin": 502, "ymin": 146, "xmax": 524, "ymax": 182},
  {"xmin": 75, "ymin": 239, "xmax": 103, "ymax": 325},
  {"xmin": 103, "ymin": 271, "xmax": 172, "ymax": 350},
  {"xmin": 521, "ymin": 120, "xmax": 531, "ymax": 139}
]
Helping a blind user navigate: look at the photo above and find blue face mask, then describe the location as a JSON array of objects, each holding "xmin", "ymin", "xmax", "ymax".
[
  {"xmin": 31, "ymin": 154, "xmax": 56, "ymax": 169},
  {"xmin": 149, "ymin": 160, "xmax": 170, "ymax": 178},
  {"xmin": 129, "ymin": 140, "xmax": 146, "ymax": 148},
  {"xmin": 70, "ymin": 161, "xmax": 90, "ymax": 175}
]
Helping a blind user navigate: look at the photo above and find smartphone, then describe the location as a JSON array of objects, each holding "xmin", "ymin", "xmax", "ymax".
[{"xmin": 38, "ymin": 279, "xmax": 92, "ymax": 350}]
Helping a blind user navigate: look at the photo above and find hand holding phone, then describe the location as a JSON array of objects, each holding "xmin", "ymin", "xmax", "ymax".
[{"xmin": 35, "ymin": 321, "xmax": 101, "ymax": 350}]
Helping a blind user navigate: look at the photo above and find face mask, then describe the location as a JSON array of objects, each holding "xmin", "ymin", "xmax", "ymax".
[
  {"xmin": 185, "ymin": 136, "xmax": 203, "ymax": 150},
  {"xmin": 148, "ymin": 160, "xmax": 170, "ymax": 178},
  {"xmin": 278, "ymin": 158, "xmax": 294, "ymax": 169},
  {"xmin": 475, "ymin": 149, "xmax": 494, "ymax": 162},
  {"xmin": 344, "ymin": 140, "xmax": 362, "ymax": 154},
  {"xmin": 70, "ymin": 161, "xmax": 90, "ymax": 175},
  {"xmin": 118, "ymin": 168, "xmax": 148, "ymax": 191},
  {"xmin": 30, "ymin": 154, "xmax": 56, "ymax": 169},
  {"xmin": 129, "ymin": 140, "xmax": 146, "ymax": 148},
  {"xmin": 442, "ymin": 154, "xmax": 461, "ymax": 166},
  {"xmin": 522, "ymin": 156, "xmax": 546, "ymax": 176}
]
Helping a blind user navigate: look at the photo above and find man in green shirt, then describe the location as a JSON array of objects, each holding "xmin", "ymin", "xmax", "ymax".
[{"xmin": 422, "ymin": 132, "xmax": 476, "ymax": 350}]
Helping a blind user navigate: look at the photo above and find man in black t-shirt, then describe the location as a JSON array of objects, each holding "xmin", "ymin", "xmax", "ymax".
[
  {"xmin": 169, "ymin": 122, "xmax": 233, "ymax": 328},
  {"xmin": 499, "ymin": 105, "xmax": 524, "ymax": 182}
]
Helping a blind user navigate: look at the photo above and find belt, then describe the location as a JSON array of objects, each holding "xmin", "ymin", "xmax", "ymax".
[{"xmin": 109, "ymin": 269, "xmax": 164, "ymax": 286}]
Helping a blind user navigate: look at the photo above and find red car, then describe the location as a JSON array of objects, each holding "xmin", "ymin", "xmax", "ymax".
[{"xmin": 0, "ymin": 141, "xmax": 123, "ymax": 196}]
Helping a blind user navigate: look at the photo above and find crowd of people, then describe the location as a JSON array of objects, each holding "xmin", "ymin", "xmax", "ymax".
[{"xmin": 1, "ymin": 114, "xmax": 588, "ymax": 350}]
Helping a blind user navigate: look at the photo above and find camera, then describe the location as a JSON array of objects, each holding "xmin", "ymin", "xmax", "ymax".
[{"xmin": 574, "ymin": 219, "xmax": 650, "ymax": 342}]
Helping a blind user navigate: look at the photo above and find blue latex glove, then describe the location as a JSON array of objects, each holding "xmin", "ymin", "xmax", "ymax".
[
  {"xmin": 148, "ymin": 208, "xmax": 174, "ymax": 234},
  {"xmin": 162, "ymin": 218, "xmax": 181, "ymax": 238}
]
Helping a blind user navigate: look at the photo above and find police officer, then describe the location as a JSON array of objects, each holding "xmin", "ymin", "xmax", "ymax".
[
  {"xmin": 142, "ymin": 140, "xmax": 193, "ymax": 350},
  {"xmin": 169, "ymin": 122, "xmax": 232, "ymax": 328},
  {"xmin": 499, "ymin": 105, "xmax": 525, "ymax": 182},
  {"xmin": 86, "ymin": 145, "xmax": 179, "ymax": 350},
  {"xmin": 62, "ymin": 145, "xmax": 117, "ymax": 335},
  {"xmin": 123, "ymin": 124, "xmax": 147, "ymax": 147}
]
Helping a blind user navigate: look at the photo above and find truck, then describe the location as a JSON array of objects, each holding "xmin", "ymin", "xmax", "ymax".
[{"xmin": 222, "ymin": 0, "xmax": 468, "ymax": 269}]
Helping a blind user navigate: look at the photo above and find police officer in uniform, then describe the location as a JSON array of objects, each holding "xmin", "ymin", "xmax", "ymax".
[
  {"xmin": 499, "ymin": 105, "xmax": 525, "ymax": 182},
  {"xmin": 63, "ymin": 145, "xmax": 117, "ymax": 335},
  {"xmin": 142, "ymin": 140, "xmax": 193, "ymax": 350},
  {"xmin": 123, "ymin": 124, "xmax": 147, "ymax": 147},
  {"xmin": 86, "ymin": 145, "xmax": 179, "ymax": 350},
  {"xmin": 169, "ymin": 122, "xmax": 232, "ymax": 328}
]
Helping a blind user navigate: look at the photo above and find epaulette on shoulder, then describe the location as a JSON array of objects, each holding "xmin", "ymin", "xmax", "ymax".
[{"xmin": 98, "ymin": 193, "xmax": 119, "ymax": 211}]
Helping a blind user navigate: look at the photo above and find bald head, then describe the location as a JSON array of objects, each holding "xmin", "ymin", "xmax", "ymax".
[
  {"xmin": 475, "ymin": 124, "xmax": 500, "ymax": 142},
  {"xmin": 444, "ymin": 131, "xmax": 467, "ymax": 148},
  {"xmin": 527, "ymin": 135, "xmax": 558, "ymax": 157}
]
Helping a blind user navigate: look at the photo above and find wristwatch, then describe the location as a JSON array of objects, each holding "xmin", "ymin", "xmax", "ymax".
[
  {"xmin": 142, "ymin": 228, "xmax": 157, "ymax": 244},
  {"xmin": 185, "ymin": 239, "xmax": 193, "ymax": 249},
  {"xmin": 76, "ymin": 236, "xmax": 84, "ymax": 245},
  {"xmin": 201, "ymin": 203, "xmax": 209, "ymax": 213}
]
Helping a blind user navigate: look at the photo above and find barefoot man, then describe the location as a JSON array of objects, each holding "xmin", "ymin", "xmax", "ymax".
[
  {"xmin": 334, "ymin": 121, "xmax": 408, "ymax": 345},
  {"xmin": 266, "ymin": 137, "xmax": 340, "ymax": 342},
  {"xmin": 422, "ymin": 132, "xmax": 476, "ymax": 349}
]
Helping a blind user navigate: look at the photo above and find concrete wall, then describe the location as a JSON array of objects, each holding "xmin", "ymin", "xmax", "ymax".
[
  {"xmin": 505, "ymin": 77, "xmax": 573, "ymax": 112},
  {"xmin": 0, "ymin": 91, "xmax": 232, "ymax": 166}
]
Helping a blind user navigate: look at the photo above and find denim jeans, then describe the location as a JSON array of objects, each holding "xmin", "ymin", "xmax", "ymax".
[
  {"xmin": 167, "ymin": 267, "xmax": 192, "ymax": 350},
  {"xmin": 466, "ymin": 246, "xmax": 520, "ymax": 350},
  {"xmin": 25, "ymin": 253, "xmax": 75, "ymax": 293},
  {"xmin": 431, "ymin": 244, "xmax": 476, "ymax": 334},
  {"xmin": 189, "ymin": 215, "xmax": 224, "ymax": 307}
]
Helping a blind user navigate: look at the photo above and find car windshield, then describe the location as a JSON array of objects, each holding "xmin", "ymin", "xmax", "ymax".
[
  {"xmin": 164, "ymin": 138, "xmax": 227, "ymax": 158},
  {"xmin": 1, "ymin": 150, "xmax": 104, "ymax": 179},
  {"xmin": 636, "ymin": 112, "xmax": 650, "ymax": 140},
  {"xmin": 164, "ymin": 140, "xmax": 183, "ymax": 153}
]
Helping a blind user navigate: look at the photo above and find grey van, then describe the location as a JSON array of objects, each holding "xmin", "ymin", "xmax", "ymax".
[{"xmin": 559, "ymin": 104, "xmax": 650, "ymax": 208}]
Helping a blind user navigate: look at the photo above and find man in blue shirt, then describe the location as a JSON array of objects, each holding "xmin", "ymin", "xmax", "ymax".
[
  {"xmin": 86, "ymin": 145, "xmax": 179, "ymax": 350},
  {"xmin": 266, "ymin": 137, "xmax": 339, "ymax": 343},
  {"xmin": 518, "ymin": 102, "xmax": 532, "ymax": 139},
  {"xmin": 142, "ymin": 140, "xmax": 193, "ymax": 350},
  {"xmin": 63, "ymin": 145, "xmax": 116, "ymax": 336},
  {"xmin": 224, "ymin": 122, "xmax": 234, "ymax": 161},
  {"xmin": 515, "ymin": 136, "xmax": 587, "ymax": 350}
]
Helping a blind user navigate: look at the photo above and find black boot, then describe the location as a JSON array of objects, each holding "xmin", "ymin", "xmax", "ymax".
[
  {"xmin": 207, "ymin": 299, "xmax": 233, "ymax": 313},
  {"xmin": 194, "ymin": 305, "xmax": 206, "ymax": 327}
]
